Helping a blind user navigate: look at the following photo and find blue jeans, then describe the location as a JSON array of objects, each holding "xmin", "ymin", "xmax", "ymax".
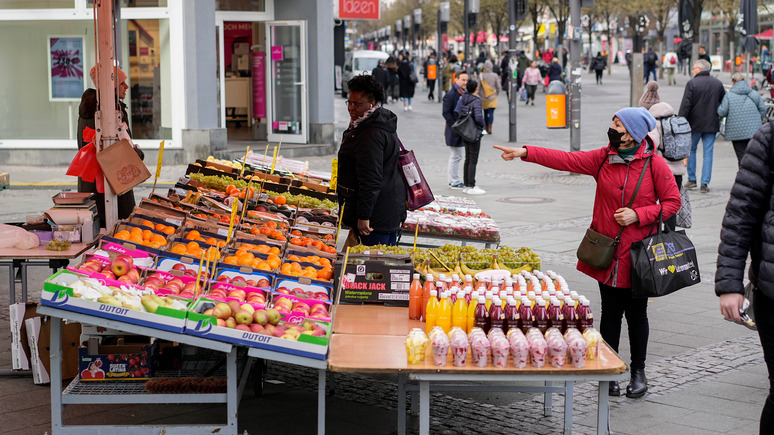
[
  {"xmin": 687, "ymin": 132, "xmax": 716, "ymax": 185},
  {"xmin": 484, "ymin": 108, "xmax": 495, "ymax": 126},
  {"xmin": 358, "ymin": 230, "xmax": 399, "ymax": 246},
  {"xmin": 644, "ymin": 66, "xmax": 657, "ymax": 83}
]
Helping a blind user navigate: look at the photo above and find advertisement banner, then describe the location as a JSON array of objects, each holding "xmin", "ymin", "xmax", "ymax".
[
  {"xmin": 338, "ymin": 0, "xmax": 379, "ymax": 21},
  {"xmin": 252, "ymin": 52, "xmax": 266, "ymax": 119},
  {"xmin": 48, "ymin": 36, "xmax": 85, "ymax": 101}
]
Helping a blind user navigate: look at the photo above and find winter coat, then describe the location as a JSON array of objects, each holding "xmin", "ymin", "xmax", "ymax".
[
  {"xmin": 371, "ymin": 66, "xmax": 390, "ymax": 94},
  {"xmin": 547, "ymin": 62, "xmax": 563, "ymax": 82},
  {"xmin": 455, "ymin": 93, "xmax": 485, "ymax": 134},
  {"xmin": 337, "ymin": 107, "xmax": 407, "ymax": 233},
  {"xmin": 678, "ymin": 71, "xmax": 726, "ymax": 133},
  {"xmin": 662, "ymin": 52, "xmax": 678, "ymax": 69},
  {"xmin": 500, "ymin": 54, "xmax": 511, "ymax": 87},
  {"xmin": 523, "ymin": 140, "xmax": 681, "ymax": 288},
  {"xmin": 716, "ymin": 122, "xmax": 774, "ymax": 298},
  {"xmin": 644, "ymin": 49, "xmax": 658, "ymax": 67},
  {"xmin": 397, "ymin": 60, "xmax": 416, "ymax": 98},
  {"xmin": 442, "ymin": 62, "xmax": 456, "ymax": 91},
  {"xmin": 480, "ymin": 61, "xmax": 501, "ymax": 110},
  {"xmin": 717, "ymin": 80, "xmax": 767, "ymax": 141},
  {"xmin": 647, "ymin": 102, "xmax": 687, "ymax": 176},
  {"xmin": 442, "ymin": 84, "xmax": 465, "ymax": 147},
  {"xmin": 524, "ymin": 67, "xmax": 541, "ymax": 86},
  {"xmin": 590, "ymin": 55, "xmax": 607, "ymax": 72}
]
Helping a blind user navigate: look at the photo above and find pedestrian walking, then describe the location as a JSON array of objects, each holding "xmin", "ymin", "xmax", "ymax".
[
  {"xmin": 547, "ymin": 58, "xmax": 563, "ymax": 83},
  {"xmin": 716, "ymin": 121, "xmax": 774, "ymax": 435},
  {"xmin": 697, "ymin": 45, "xmax": 711, "ymax": 63},
  {"xmin": 442, "ymin": 54, "xmax": 458, "ymax": 93},
  {"xmin": 397, "ymin": 54, "xmax": 416, "ymax": 111},
  {"xmin": 455, "ymin": 79, "xmax": 486, "ymax": 195},
  {"xmin": 386, "ymin": 56, "xmax": 399, "ymax": 103},
  {"xmin": 442, "ymin": 71, "xmax": 468, "ymax": 190},
  {"xmin": 479, "ymin": 60, "xmax": 501, "ymax": 135},
  {"xmin": 371, "ymin": 60, "xmax": 390, "ymax": 102},
  {"xmin": 517, "ymin": 51, "xmax": 531, "ymax": 88},
  {"xmin": 523, "ymin": 60, "xmax": 541, "ymax": 106},
  {"xmin": 499, "ymin": 50, "xmax": 511, "ymax": 99},
  {"xmin": 423, "ymin": 52, "xmax": 438, "ymax": 101},
  {"xmin": 717, "ymin": 73, "xmax": 767, "ymax": 167},
  {"xmin": 589, "ymin": 51, "xmax": 607, "ymax": 84},
  {"xmin": 644, "ymin": 47, "xmax": 659, "ymax": 83},
  {"xmin": 495, "ymin": 107, "xmax": 681, "ymax": 399},
  {"xmin": 679, "ymin": 59, "xmax": 725, "ymax": 193},
  {"xmin": 662, "ymin": 51, "xmax": 678, "ymax": 85}
]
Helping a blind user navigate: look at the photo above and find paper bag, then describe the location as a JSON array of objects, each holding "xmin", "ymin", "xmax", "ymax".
[{"xmin": 96, "ymin": 139, "xmax": 151, "ymax": 196}]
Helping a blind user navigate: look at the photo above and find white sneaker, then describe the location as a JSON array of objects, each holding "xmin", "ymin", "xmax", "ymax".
[
  {"xmin": 461, "ymin": 187, "xmax": 469, "ymax": 194},
  {"xmin": 404, "ymin": 106, "xmax": 408, "ymax": 111},
  {"xmin": 466, "ymin": 186, "xmax": 486, "ymax": 195},
  {"xmin": 408, "ymin": 106, "xmax": 413, "ymax": 111}
]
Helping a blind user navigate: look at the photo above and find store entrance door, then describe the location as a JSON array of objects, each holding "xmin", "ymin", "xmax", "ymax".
[{"xmin": 266, "ymin": 21, "xmax": 308, "ymax": 144}]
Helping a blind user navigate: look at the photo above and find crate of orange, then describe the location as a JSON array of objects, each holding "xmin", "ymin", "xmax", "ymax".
[
  {"xmin": 165, "ymin": 235, "xmax": 224, "ymax": 264},
  {"xmin": 288, "ymin": 228, "xmax": 336, "ymax": 246},
  {"xmin": 231, "ymin": 239, "xmax": 285, "ymax": 257},
  {"xmin": 276, "ymin": 255, "xmax": 334, "ymax": 283},
  {"xmin": 219, "ymin": 246, "xmax": 281, "ymax": 273},
  {"xmin": 103, "ymin": 221, "xmax": 172, "ymax": 255},
  {"xmin": 180, "ymin": 228, "xmax": 228, "ymax": 247},
  {"xmin": 126, "ymin": 213, "xmax": 181, "ymax": 237},
  {"xmin": 287, "ymin": 235, "xmax": 337, "ymax": 258}
]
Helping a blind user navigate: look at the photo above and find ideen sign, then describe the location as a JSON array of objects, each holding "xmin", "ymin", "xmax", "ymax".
[{"xmin": 339, "ymin": 0, "xmax": 379, "ymax": 20}]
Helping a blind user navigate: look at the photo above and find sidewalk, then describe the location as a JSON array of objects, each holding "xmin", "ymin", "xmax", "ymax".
[{"xmin": 0, "ymin": 64, "xmax": 766, "ymax": 434}]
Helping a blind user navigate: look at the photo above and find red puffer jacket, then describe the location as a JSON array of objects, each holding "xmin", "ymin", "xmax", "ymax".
[{"xmin": 523, "ymin": 139, "xmax": 681, "ymax": 288}]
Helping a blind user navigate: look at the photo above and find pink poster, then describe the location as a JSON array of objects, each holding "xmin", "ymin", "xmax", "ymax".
[
  {"xmin": 271, "ymin": 46, "xmax": 283, "ymax": 61},
  {"xmin": 252, "ymin": 52, "xmax": 266, "ymax": 119}
]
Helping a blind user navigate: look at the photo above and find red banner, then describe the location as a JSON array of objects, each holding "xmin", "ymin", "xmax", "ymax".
[{"xmin": 339, "ymin": 0, "xmax": 379, "ymax": 20}]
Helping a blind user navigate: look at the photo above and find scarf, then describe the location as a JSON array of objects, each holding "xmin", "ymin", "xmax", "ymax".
[{"xmin": 349, "ymin": 104, "xmax": 380, "ymax": 130}]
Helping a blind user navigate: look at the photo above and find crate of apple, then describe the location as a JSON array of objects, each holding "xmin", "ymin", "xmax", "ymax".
[
  {"xmin": 214, "ymin": 271, "xmax": 272, "ymax": 289},
  {"xmin": 271, "ymin": 295, "xmax": 331, "ymax": 320},
  {"xmin": 274, "ymin": 285, "xmax": 330, "ymax": 302},
  {"xmin": 203, "ymin": 302, "xmax": 326, "ymax": 340},
  {"xmin": 141, "ymin": 271, "xmax": 200, "ymax": 299},
  {"xmin": 77, "ymin": 254, "xmax": 142, "ymax": 286},
  {"xmin": 208, "ymin": 284, "xmax": 267, "ymax": 307}
]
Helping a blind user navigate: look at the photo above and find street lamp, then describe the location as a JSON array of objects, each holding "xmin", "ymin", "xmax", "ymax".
[
  {"xmin": 437, "ymin": 2, "xmax": 450, "ymax": 102},
  {"xmin": 404, "ymin": 14, "xmax": 411, "ymax": 53},
  {"xmin": 413, "ymin": 8, "xmax": 422, "ymax": 57},
  {"xmin": 395, "ymin": 19, "xmax": 402, "ymax": 49},
  {"xmin": 464, "ymin": 0, "xmax": 479, "ymax": 73}
]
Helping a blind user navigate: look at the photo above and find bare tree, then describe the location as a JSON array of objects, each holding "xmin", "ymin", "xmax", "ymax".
[
  {"xmin": 546, "ymin": 0, "xmax": 570, "ymax": 52},
  {"xmin": 529, "ymin": 0, "xmax": 544, "ymax": 56},
  {"xmin": 714, "ymin": 0, "xmax": 739, "ymax": 61},
  {"xmin": 481, "ymin": 0, "xmax": 509, "ymax": 55},
  {"xmin": 590, "ymin": 0, "xmax": 621, "ymax": 73}
]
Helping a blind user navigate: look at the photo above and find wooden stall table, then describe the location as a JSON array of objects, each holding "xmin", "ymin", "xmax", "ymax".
[
  {"xmin": 0, "ymin": 242, "xmax": 94, "ymax": 303},
  {"xmin": 328, "ymin": 333, "xmax": 627, "ymax": 435},
  {"xmin": 333, "ymin": 305, "xmax": 422, "ymax": 336}
]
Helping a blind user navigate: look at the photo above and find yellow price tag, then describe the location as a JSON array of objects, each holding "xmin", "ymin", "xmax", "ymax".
[
  {"xmin": 270, "ymin": 146, "xmax": 278, "ymax": 174},
  {"xmin": 240, "ymin": 146, "xmax": 250, "ymax": 177},
  {"xmin": 155, "ymin": 140, "xmax": 165, "ymax": 180},
  {"xmin": 195, "ymin": 251, "xmax": 206, "ymax": 297},
  {"xmin": 227, "ymin": 199, "xmax": 238, "ymax": 243},
  {"xmin": 330, "ymin": 158, "xmax": 338, "ymax": 191},
  {"xmin": 334, "ymin": 202, "xmax": 344, "ymax": 247},
  {"xmin": 240, "ymin": 180, "xmax": 253, "ymax": 223}
]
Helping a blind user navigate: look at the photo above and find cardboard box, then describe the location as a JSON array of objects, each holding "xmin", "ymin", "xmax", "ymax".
[
  {"xmin": 25, "ymin": 317, "xmax": 81, "ymax": 384},
  {"xmin": 96, "ymin": 139, "xmax": 151, "ymax": 196},
  {"xmin": 78, "ymin": 339, "xmax": 157, "ymax": 381},
  {"xmin": 337, "ymin": 257, "xmax": 413, "ymax": 306},
  {"xmin": 9, "ymin": 303, "xmax": 37, "ymax": 370}
]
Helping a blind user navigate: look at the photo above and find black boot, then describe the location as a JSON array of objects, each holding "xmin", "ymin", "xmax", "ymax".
[
  {"xmin": 609, "ymin": 381, "xmax": 621, "ymax": 396},
  {"xmin": 626, "ymin": 368, "xmax": 648, "ymax": 398}
]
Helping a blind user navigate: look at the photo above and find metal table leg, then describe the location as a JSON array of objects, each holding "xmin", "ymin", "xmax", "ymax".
[
  {"xmin": 419, "ymin": 381, "xmax": 430, "ymax": 435},
  {"xmin": 50, "ymin": 317, "xmax": 63, "ymax": 432},
  {"xmin": 20, "ymin": 261, "xmax": 29, "ymax": 303},
  {"xmin": 397, "ymin": 374, "xmax": 406, "ymax": 435},
  {"xmin": 3, "ymin": 261, "xmax": 15, "ymax": 304},
  {"xmin": 544, "ymin": 381, "xmax": 553, "ymax": 416},
  {"xmin": 597, "ymin": 381, "xmax": 610, "ymax": 435},
  {"xmin": 564, "ymin": 381, "xmax": 574, "ymax": 434},
  {"xmin": 318, "ymin": 369, "xmax": 326, "ymax": 435},
  {"xmin": 226, "ymin": 349, "xmax": 238, "ymax": 434}
]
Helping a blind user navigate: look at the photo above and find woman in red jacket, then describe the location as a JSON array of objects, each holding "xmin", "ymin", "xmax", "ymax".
[{"xmin": 495, "ymin": 107, "xmax": 681, "ymax": 398}]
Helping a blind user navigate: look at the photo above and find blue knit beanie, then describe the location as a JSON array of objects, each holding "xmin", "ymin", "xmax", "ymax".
[{"xmin": 613, "ymin": 107, "xmax": 657, "ymax": 143}]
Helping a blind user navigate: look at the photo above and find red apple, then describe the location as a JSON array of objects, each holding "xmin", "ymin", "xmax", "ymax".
[
  {"xmin": 249, "ymin": 323, "xmax": 265, "ymax": 333},
  {"xmin": 112, "ymin": 254, "xmax": 134, "ymax": 277},
  {"xmin": 217, "ymin": 275, "xmax": 231, "ymax": 283},
  {"xmin": 102, "ymin": 271, "xmax": 117, "ymax": 281},
  {"xmin": 179, "ymin": 292, "xmax": 195, "ymax": 299},
  {"xmin": 253, "ymin": 309, "xmax": 268, "ymax": 325},
  {"xmin": 256, "ymin": 279, "xmax": 270, "ymax": 288},
  {"xmin": 172, "ymin": 263, "xmax": 187, "ymax": 271},
  {"xmin": 225, "ymin": 317, "xmax": 237, "ymax": 329},
  {"xmin": 227, "ymin": 289, "xmax": 246, "ymax": 302},
  {"xmin": 216, "ymin": 318, "xmax": 226, "ymax": 327},
  {"xmin": 245, "ymin": 279, "xmax": 258, "ymax": 287},
  {"xmin": 124, "ymin": 268, "xmax": 140, "ymax": 284}
]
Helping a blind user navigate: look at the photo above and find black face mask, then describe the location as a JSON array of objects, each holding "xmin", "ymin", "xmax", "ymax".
[{"xmin": 607, "ymin": 128, "xmax": 625, "ymax": 149}]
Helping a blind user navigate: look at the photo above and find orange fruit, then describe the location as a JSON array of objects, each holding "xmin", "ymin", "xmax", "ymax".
[
  {"xmin": 185, "ymin": 230, "xmax": 200, "ymax": 240},
  {"xmin": 319, "ymin": 257, "xmax": 331, "ymax": 267},
  {"xmin": 266, "ymin": 221, "xmax": 278, "ymax": 229},
  {"xmin": 142, "ymin": 229, "xmax": 153, "ymax": 241},
  {"xmin": 224, "ymin": 256, "xmax": 238, "ymax": 265},
  {"xmin": 255, "ymin": 244, "xmax": 270, "ymax": 254},
  {"xmin": 266, "ymin": 256, "xmax": 281, "ymax": 270},
  {"xmin": 189, "ymin": 247, "xmax": 203, "ymax": 258},
  {"xmin": 186, "ymin": 241, "xmax": 200, "ymax": 252},
  {"xmin": 256, "ymin": 261, "xmax": 272, "ymax": 271},
  {"xmin": 151, "ymin": 234, "xmax": 167, "ymax": 245},
  {"xmin": 317, "ymin": 267, "xmax": 333, "ymax": 281},
  {"xmin": 141, "ymin": 220, "xmax": 154, "ymax": 228},
  {"xmin": 114, "ymin": 230, "xmax": 130, "ymax": 240},
  {"xmin": 237, "ymin": 253, "xmax": 254, "ymax": 267},
  {"xmin": 205, "ymin": 237, "xmax": 218, "ymax": 246},
  {"xmin": 217, "ymin": 240, "xmax": 226, "ymax": 248},
  {"xmin": 274, "ymin": 195, "xmax": 286, "ymax": 205},
  {"xmin": 280, "ymin": 263, "xmax": 292, "ymax": 274},
  {"xmin": 162, "ymin": 226, "xmax": 176, "ymax": 235},
  {"xmin": 268, "ymin": 247, "xmax": 281, "ymax": 256},
  {"xmin": 291, "ymin": 230, "xmax": 302, "ymax": 236},
  {"xmin": 155, "ymin": 223, "xmax": 166, "ymax": 231},
  {"xmin": 288, "ymin": 254, "xmax": 301, "ymax": 262},
  {"xmin": 130, "ymin": 227, "xmax": 143, "ymax": 237},
  {"xmin": 250, "ymin": 227, "xmax": 259, "ymax": 235},
  {"xmin": 206, "ymin": 247, "xmax": 220, "ymax": 262}
]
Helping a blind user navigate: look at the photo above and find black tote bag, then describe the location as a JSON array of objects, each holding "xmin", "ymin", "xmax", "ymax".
[
  {"xmin": 451, "ymin": 110, "xmax": 483, "ymax": 143},
  {"xmin": 630, "ymin": 210, "xmax": 701, "ymax": 298}
]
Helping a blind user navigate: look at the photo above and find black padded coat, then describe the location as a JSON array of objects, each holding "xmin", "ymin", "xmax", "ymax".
[{"xmin": 716, "ymin": 121, "xmax": 774, "ymax": 298}]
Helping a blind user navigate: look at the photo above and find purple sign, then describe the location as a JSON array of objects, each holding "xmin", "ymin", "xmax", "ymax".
[
  {"xmin": 271, "ymin": 46, "xmax": 283, "ymax": 61},
  {"xmin": 49, "ymin": 36, "xmax": 84, "ymax": 100},
  {"xmin": 252, "ymin": 52, "xmax": 266, "ymax": 119}
]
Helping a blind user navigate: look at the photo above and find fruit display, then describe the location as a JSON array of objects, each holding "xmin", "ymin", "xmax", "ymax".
[
  {"xmin": 288, "ymin": 236, "xmax": 337, "ymax": 253},
  {"xmin": 208, "ymin": 284, "xmax": 267, "ymax": 307},
  {"xmin": 142, "ymin": 271, "xmax": 199, "ymax": 299},
  {"xmin": 274, "ymin": 284, "xmax": 330, "ymax": 302},
  {"xmin": 112, "ymin": 225, "xmax": 170, "ymax": 249},
  {"xmin": 264, "ymin": 190, "xmax": 337, "ymax": 210},
  {"xmin": 199, "ymin": 302, "xmax": 327, "ymax": 339},
  {"xmin": 270, "ymin": 295, "xmax": 331, "ymax": 320},
  {"xmin": 278, "ymin": 260, "xmax": 333, "ymax": 281},
  {"xmin": 76, "ymin": 254, "xmax": 144, "ymax": 284},
  {"xmin": 46, "ymin": 239, "xmax": 72, "ymax": 251},
  {"xmin": 155, "ymin": 259, "xmax": 212, "ymax": 281},
  {"xmin": 221, "ymin": 249, "xmax": 280, "ymax": 271},
  {"xmin": 214, "ymin": 270, "xmax": 272, "ymax": 289},
  {"xmin": 205, "ymin": 155, "xmax": 244, "ymax": 171},
  {"xmin": 59, "ymin": 274, "xmax": 187, "ymax": 312},
  {"xmin": 403, "ymin": 207, "xmax": 499, "ymax": 241}
]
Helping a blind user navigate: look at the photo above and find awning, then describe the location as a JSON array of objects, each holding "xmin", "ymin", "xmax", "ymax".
[{"xmin": 756, "ymin": 29, "xmax": 774, "ymax": 39}]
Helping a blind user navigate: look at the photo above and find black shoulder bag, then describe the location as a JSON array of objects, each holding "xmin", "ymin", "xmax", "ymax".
[{"xmin": 577, "ymin": 156, "xmax": 651, "ymax": 269}]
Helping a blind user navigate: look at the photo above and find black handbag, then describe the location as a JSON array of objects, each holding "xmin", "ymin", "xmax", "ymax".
[
  {"xmin": 630, "ymin": 209, "xmax": 701, "ymax": 298},
  {"xmin": 577, "ymin": 156, "xmax": 651, "ymax": 269},
  {"xmin": 451, "ymin": 110, "xmax": 483, "ymax": 143}
]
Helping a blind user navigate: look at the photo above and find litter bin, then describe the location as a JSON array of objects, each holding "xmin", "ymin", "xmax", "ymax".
[{"xmin": 546, "ymin": 80, "xmax": 567, "ymax": 129}]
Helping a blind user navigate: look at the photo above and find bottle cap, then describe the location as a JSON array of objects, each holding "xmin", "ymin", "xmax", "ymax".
[
  {"xmin": 471, "ymin": 290, "xmax": 479, "ymax": 299},
  {"xmin": 430, "ymin": 289, "xmax": 437, "ymax": 297},
  {"xmin": 445, "ymin": 278, "xmax": 453, "ymax": 284},
  {"xmin": 439, "ymin": 274, "xmax": 447, "ymax": 281},
  {"xmin": 465, "ymin": 274, "xmax": 473, "ymax": 281},
  {"xmin": 413, "ymin": 273, "xmax": 420, "ymax": 280},
  {"xmin": 452, "ymin": 273, "xmax": 459, "ymax": 281},
  {"xmin": 478, "ymin": 296, "xmax": 486, "ymax": 303}
]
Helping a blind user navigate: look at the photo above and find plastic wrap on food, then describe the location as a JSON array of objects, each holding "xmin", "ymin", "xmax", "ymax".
[
  {"xmin": 470, "ymin": 333, "xmax": 491, "ymax": 367},
  {"xmin": 469, "ymin": 327, "xmax": 487, "ymax": 343},
  {"xmin": 582, "ymin": 327, "xmax": 603, "ymax": 360},
  {"xmin": 566, "ymin": 331, "xmax": 588, "ymax": 368},
  {"xmin": 431, "ymin": 329, "xmax": 450, "ymax": 367},
  {"xmin": 508, "ymin": 329, "xmax": 530, "ymax": 368},
  {"xmin": 487, "ymin": 327, "xmax": 506, "ymax": 345},
  {"xmin": 449, "ymin": 327, "xmax": 469, "ymax": 366},
  {"xmin": 529, "ymin": 336, "xmax": 547, "ymax": 367},
  {"xmin": 546, "ymin": 333, "xmax": 567, "ymax": 368},
  {"xmin": 544, "ymin": 327, "xmax": 563, "ymax": 341},
  {"xmin": 491, "ymin": 335, "xmax": 510, "ymax": 368},
  {"xmin": 526, "ymin": 327, "xmax": 544, "ymax": 343},
  {"xmin": 405, "ymin": 328, "xmax": 429, "ymax": 364}
]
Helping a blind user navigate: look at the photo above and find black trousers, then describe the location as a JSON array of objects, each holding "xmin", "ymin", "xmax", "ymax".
[
  {"xmin": 427, "ymin": 79, "xmax": 436, "ymax": 99},
  {"xmin": 463, "ymin": 138, "xmax": 481, "ymax": 188},
  {"xmin": 595, "ymin": 70, "xmax": 603, "ymax": 83},
  {"xmin": 526, "ymin": 84, "xmax": 537, "ymax": 101},
  {"xmin": 755, "ymin": 287, "xmax": 774, "ymax": 433},
  {"xmin": 665, "ymin": 175, "xmax": 682, "ymax": 231},
  {"xmin": 598, "ymin": 282, "xmax": 649, "ymax": 370},
  {"xmin": 733, "ymin": 139, "xmax": 750, "ymax": 168}
]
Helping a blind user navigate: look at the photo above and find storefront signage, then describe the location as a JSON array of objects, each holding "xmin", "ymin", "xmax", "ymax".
[
  {"xmin": 47, "ymin": 36, "xmax": 85, "ymax": 101},
  {"xmin": 271, "ymin": 46, "xmax": 283, "ymax": 61},
  {"xmin": 338, "ymin": 0, "xmax": 379, "ymax": 20},
  {"xmin": 252, "ymin": 52, "xmax": 266, "ymax": 119}
]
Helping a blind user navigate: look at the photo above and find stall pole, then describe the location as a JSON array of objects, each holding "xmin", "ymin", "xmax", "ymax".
[
  {"xmin": 397, "ymin": 373, "xmax": 407, "ymax": 435},
  {"xmin": 317, "ymin": 369, "xmax": 326, "ymax": 435},
  {"xmin": 94, "ymin": 0, "xmax": 120, "ymax": 229},
  {"xmin": 50, "ymin": 317, "xmax": 64, "ymax": 432}
]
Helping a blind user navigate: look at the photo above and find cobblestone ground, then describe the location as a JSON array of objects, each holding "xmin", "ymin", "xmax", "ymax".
[{"xmin": 266, "ymin": 333, "xmax": 763, "ymax": 434}]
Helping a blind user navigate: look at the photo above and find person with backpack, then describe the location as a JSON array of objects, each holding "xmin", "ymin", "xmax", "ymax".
[
  {"xmin": 663, "ymin": 51, "xmax": 678, "ymax": 85},
  {"xmin": 454, "ymin": 79, "xmax": 486, "ymax": 195},
  {"xmin": 589, "ymin": 51, "xmax": 607, "ymax": 85},
  {"xmin": 644, "ymin": 48, "xmax": 659, "ymax": 84},
  {"xmin": 717, "ymin": 73, "xmax": 768, "ymax": 167},
  {"xmin": 479, "ymin": 60, "xmax": 502, "ymax": 135}
]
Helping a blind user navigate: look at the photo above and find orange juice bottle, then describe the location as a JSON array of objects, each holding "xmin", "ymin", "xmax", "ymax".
[
  {"xmin": 425, "ymin": 290, "xmax": 439, "ymax": 333},
  {"xmin": 408, "ymin": 273, "xmax": 423, "ymax": 320},
  {"xmin": 452, "ymin": 290, "xmax": 468, "ymax": 330},
  {"xmin": 436, "ymin": 291, "xmax": 452, "ymax": 333},
  {"xmin": 421, "ymin": 273, "xmax": 434, "ymax": 321}
]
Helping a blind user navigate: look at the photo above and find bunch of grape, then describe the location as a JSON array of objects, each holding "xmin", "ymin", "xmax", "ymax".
[
  {"xmin": 499, "ymin": 246, "xmax": 541, "ymax": 269},
  {"xmin": 188, "ymin": 173, "xmax": 246, "ymax": 192},
  {"xmin": 348, "ymin": 244, "xmax": 410, "ymax": 255},
  {"xmin": 264, "ymin": 191, "xmax": 338, "ymax": 211}
]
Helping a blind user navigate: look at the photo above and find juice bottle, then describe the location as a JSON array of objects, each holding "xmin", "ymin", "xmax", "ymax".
[
  {"xmin": 408, "ymin": 273, "xmax": 423, "ymax": 320},
  {"xmin": 548, "ymin": 298, "xmax": 564, "ymax": 330},
  {"xmin": 530, "ymin": 276, "xmax": 541, "ymax": 295},
  {"xmin": 464, "ymin": 285, "xmax": 473, "ymax": 304},
  {"xmin": 563, "ymin": 297, "xmax": 579, "ymax": 334},
  {"xmin": 505, "ymin": 297, "xmax": 520, "ymax": 332},
  {"xmin": 527, "ymin": 291, "xmax": 536, "ymax": 309},
  {"xmin": 464, "ymin": 274, "xmax": 473, "ymax": 291},
  {"xmin": 422, "ymin": 273, "xmax": 434, "ymax": 321},
  {"xmin": 541, "ymin": 291, "xmax": 551, "ymax": 303},
  {"xmin": 533, "ymin": 297, "xmax": 549, "ymax": 334},
  {"xmin": 425, "ymin": 290, "xmax": 439, "ymax": 333},
  {"xmin": 451, "ymin": 273, "xmax": 460, "ymax": 286},
  {"xmin": 570, "ymin": 291, "xmax": 580, "ymax": 309},
  {"xmin": 449, "ymin": 284, "xmax": 459, "ymax": 305},
  {"xmin": 438, "ymin": 274, "xmax": 447, "ymax": 291},
  {"xmin": 577, "ymin": 298, "xmax": 594, "ymax": 330},
  {"xmin": 466, "ymin": 291, "xmax": 479, "ymax": 334},
  {"xmin": 474, "ymin": 295, "xmax": 490, "ymax": 333},
  {"xmin": 484, "ymin": 291, "xmax": 493, "ymax": 312},
  {"xmin": 452, "ymin": 290, "xmax": 468, "ymax": 330},
  {"xmin": 519, "ymin": 297, "xmax": 534, "ymax": 333},
  {"xmin": 475, "ymin": 280, "xmax": 487, "ymax": 297},
  {"xmin": 499, "ymin": 289, "xmax": 508, "ymax": 308},
  {"xmin": 445, "ymin": 278, "xmax": 454, "ymax": 293},
  {"xmin": 505, "ymin": 286, "xmax": 514, "ymax": 299},
  {"xmin": 489, "ymin": 296, "xmax": 505, "ymax": 332},
  {"xmin": 436, "ymin": 291, "xmax": 452, "ymax": 333}
]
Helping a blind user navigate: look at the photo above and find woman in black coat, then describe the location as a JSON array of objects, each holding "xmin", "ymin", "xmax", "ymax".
[
  {"xmin": 397, "ymin": 54, "xmax": 416, "ymax": 111},
  {"xmin": 338, "ymin": 74, "xmax": 407, "ymax": 246}
]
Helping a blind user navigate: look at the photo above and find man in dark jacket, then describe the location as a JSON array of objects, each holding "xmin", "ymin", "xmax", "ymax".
[
  {"xmin": 678, "ymin": 59, "xmax": 725, "ymax": 193},
  {"xmin": 716, "ymin": 120, "xmax": 774, "ymax": 433},
  {"xmin": 442, "ymin": 71, "xmax": 469, "ymax": 190},
  {"xmin": 644, "ymin": 48, "xmax": 658, "ymax": 83},
  {"xmin": 590, "ymin": 51, "xmax": 607, "ymax": 84},
  {"xmin": 338, "ymin": 75, "xmax": 406, "ymax": 246},
  {"xmin": 697, "ymin": 45, "xmax": 711, "ymax": 63},
  {"xmin": 371, "ymin": 60, "xmax": 390, "ymax": 101},
  {"xmin": 499, "ymin": 50, "xmax": 511, "ymax": 98}
]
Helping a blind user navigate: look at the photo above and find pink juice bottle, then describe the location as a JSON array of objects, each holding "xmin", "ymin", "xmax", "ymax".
[
  {"xmin": 489, "ymin": 296, "xmax": 505, "ymax": 332},
  {"xmin": 534, "ymin": 298, "xmax": 549, "ymax": 334},
  {"xmin": 519, "ymin": 296, "xmax": 534, "ymax": 333},
  {"xmin": 449, "ymin": 285, "xmax": 459, "ymax": 305},
  {"xmin": 474, "ymin": 295, "xmax": 490, "ymax": 333},
  {"xmin": 548, "ymin": 298, "xmax": 564, "ymax": 330},
  {"xmin": 505, "ymin": 297, "xmax": 520, "ymax": 332},
  {"xmin": 578, "ymin": 298, "xmax": 594, "ymax": 331},
  {"xmin": 563, "ymin": 297, "xmax": 579, "ymax": 334}
]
